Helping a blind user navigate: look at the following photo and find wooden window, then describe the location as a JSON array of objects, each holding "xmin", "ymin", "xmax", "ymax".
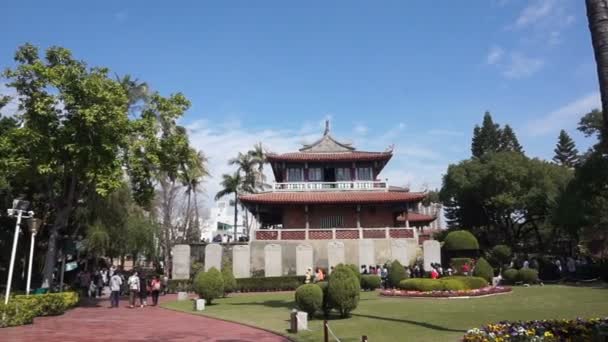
[
  {"xmin": 287, "ymin": 168, "xmax": 303, "ymax": 181},
  {"xmin": 308, "ymin": 168, "xmax": 323, "ymax": 181},
  {"xmin": 357, "ymin": 167, "xmax": 373, "ymax": 180},
  {"xmin": 320, "ymin": 216, "xmax": 344, "ymax": 228},
  {"xmin": 335, "ymin": 168, "xmax": 351, "ymax": 181}
]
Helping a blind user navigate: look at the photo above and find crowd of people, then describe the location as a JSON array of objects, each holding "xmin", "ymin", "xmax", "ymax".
[{"xmin": 75, "ymin": 266, "xmax": 169, "ymax": 308}]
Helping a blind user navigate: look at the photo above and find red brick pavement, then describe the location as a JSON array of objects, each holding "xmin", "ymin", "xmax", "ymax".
[{"xmin": 2, "ymin": 295, "xmax": 290, "ymax": 342}]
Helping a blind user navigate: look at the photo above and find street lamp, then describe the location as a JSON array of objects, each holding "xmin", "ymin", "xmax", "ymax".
[
  {"xmin": 26, "ymin": 218, "xmax": 42, "ymax": 296},
  {"xmin": 5, "ymin": 200, "xmax": 34, "ymax": 305}
]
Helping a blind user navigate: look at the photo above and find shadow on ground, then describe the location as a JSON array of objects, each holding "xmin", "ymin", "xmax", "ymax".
[{"xmin": 351, "ymin": 313, "xmax": 467, "ymax": 333}]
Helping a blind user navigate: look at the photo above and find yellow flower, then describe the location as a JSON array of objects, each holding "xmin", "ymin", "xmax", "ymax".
[{"xmin": 544, "ymin": 331, "xmax": 554, "ymax": 337}]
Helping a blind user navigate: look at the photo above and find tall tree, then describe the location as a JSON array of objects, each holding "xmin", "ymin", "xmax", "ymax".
[
  {"xmin": 248, "ymin": 142, "xmax": 268, "ymax": 190},
  {"xmin": 586, "ymin": 0, "xmax": 608, "ymax": 151},
  {"xmin": 578, "ymin": 109, "xmax": 604, "ymax": 139},
  {"xmin": 553, "ymin": 130, "xmax": 579, "ymax": 167},
  {"xmin": 498, "ymin": 125, "xmax": 524, "ymax": 154},
  {"xmin": 471, "ymin": 112, "xmax": 501, "ymax": 157},
  {"xmin": 215, "ymin": 172, "xmax": 242, "ymax": 242}
]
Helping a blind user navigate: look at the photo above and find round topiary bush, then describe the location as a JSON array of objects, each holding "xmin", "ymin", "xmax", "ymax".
[
  {"xmin": 194, "ymin": 267, "xmax": 224, "ymax": 304},
  {"xmin": 518, "ymin": 268, "xmax": 539, "ymax": 284},
  {"xmin": 490, "ymin": 245, "xmax": 512, "ymax": 266},
  {"xmin": 441, "ymin": 276, "xmax": 488, "ymax": 290},
  {"xmin": 346, "ymin": 264, "xmax": 361, "ymax": 285},
  {"xmin": 473, "ymin": 257, "xmax": 494, "ymax": 283},
  {"xmin": 295, "ymin": 284, "xmax": 323, "ymax": 318},
  {"xmin": 502, "ymin": 268, "xmax": 519, "ymax": 285},
  {"xmin": 388, "ymin": 260, "xmax": 408, "ymax": 288},
  {"xmin": 221, "ymin": 264, "xmax": 237, "ymax": 296},
  {"xmin": 328, "ymin": 264, "xmax": 360, "ymax": 318},
  {"xmin": 361, "ymin": 275, "xmax": 382, "ymax": 291},
  {"xmin": 443, "ymin": 230, "xmax": 479, "ymax": 251},
  {"xmin": 316, "ymin": 281, "xmax": 331, "ymax": 317}
]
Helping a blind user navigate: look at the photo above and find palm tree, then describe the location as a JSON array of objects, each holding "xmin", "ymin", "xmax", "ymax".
[
  {"xmin": 180, "ymin": 149, "xmax": 209, "ymax": 241},
  {"xmin": 586, "ymin": 0, "xmax": 608, "ymax": 150},
  {"xmin": 229, "ymin": 152, "xmax": 257, "ymax": 192},
  {"xmin": 215, "ymin": 172, "xmax": 242, "ymax": 242},
  {"xmin": 248, "ymin": 142, "xmax": 268, "ymax": 190}
]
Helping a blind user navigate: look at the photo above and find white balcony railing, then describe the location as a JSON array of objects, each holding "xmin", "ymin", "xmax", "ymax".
[
  {"xmin": 272, "ymin": 181, "xmax": 388, "ymax": 192},
  {"xmin": 252, "ymin": 227, "xmax": 417, "ymax": 241}
]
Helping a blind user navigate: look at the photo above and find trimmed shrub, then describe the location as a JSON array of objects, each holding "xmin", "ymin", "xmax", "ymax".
[
  {"xmin": 316, "ymin": 281, "xmax": 332, "ymax": 317},
  {"xmin": 221, "ymin": 265, "xmax": 237, "ymax": 296},
  {"xmin": 0, "ymin": 292, "xmax": 80, "ymax": 328},
  {"xmin": 490, "ymin": 245, "xmax": 512, "ymax": 266},
  {"xmin": 361, "ymin": 275, "xmax": 382, "ymax": 291},
  {"xmin": 328, "ymin": 264, "xmax": 360, "ymax": 318},
  {"xmin": 388, "ymin": 260, "xmax": 408, "ymax": 287},
  {"xmin": 398, "ymin": 279, "xmax": 444, "ymax": 292},
  {"xmin": 190, "ymin": 262, "xmax": 204, "ymax": 280},
  {"xmin": 167, "ymin": 279, "xmax": 192, "ymax": 293},
  {"xmin": 518, "ymin": 268, "xmax": 539, "ymax": 284},
  {"xmin": 346, "ymin": 264, "xmax": 361, "ymax": 285},
  {"xmin": 235, "ymin": 276, "xmax": 305, "ymax": 292},
  {"xmin": 194, "ymin": 268, "xmax": 224, "ymax": 304},
  {"xmin": 451, "ymin": 258, "xmax": 473, "ymax": 275},
  {"xmin": 502, "ymin": 268, "xmax": 519, "ymax": 284},
  {"xmin": 295, "ymin": 284, "xmax": 323, "ymax": 318},
  {"xmin": 441, "ymin": 276, "xmax": 488, "ymax": 290},
  {"xmin": 443, "ymin": 230, "xmax": 479, "ymax": 251},
  {"xmin": 441, "ymin": 279, "xmax": 467, "ymax": 291},
  {"xmin": 473, "ymin": 257, "xmax": 494, "ymax": 283}
]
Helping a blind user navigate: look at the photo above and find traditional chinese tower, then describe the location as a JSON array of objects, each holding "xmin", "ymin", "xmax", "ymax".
[{"xmin": 239, "ymin": 121, "xmax": 436, "ymax": 276}]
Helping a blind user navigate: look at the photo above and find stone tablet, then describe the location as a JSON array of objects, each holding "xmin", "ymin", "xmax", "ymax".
[
  {"xmin": 296, "ymin": 244, "xmax": 313, "ymax": 276},
  {"xmin": 232, "ymin": 245, "xmax": 251, "ymax": 278},
  {"xmin": 264, "ymin": 244, "xmax": 282, "ymax": 277},
  {"xmin": 296, "ymin": 311, "xmax": 308, "ymax": 331},
  {"xmin": 358, "ymin": 239, "xmax": 375, "ymax": 268},
  {"xmin": 204, "ymin": 243, "xmax": 223, "ymax": 271},
  {"xmin": 327, "ymin": 241, "xmax": 345, "ymax": 270},
  {"xmin": 423, "ymin": 240, "xmax": 441, "ymax": 271},
  {"xmin": 177, "ymin": 291, "xmax": 189, "ymax": 301},
  {"xmin": 171, "ymin": 244, "xmax": 191, "ymax": 280},
  {"xmin": 390, "ymin": 240, "xmax": 408, "ymax": 266}
]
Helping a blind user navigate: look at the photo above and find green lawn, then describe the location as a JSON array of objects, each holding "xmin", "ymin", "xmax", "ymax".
[{"xmin": 162, "ymin": 285, "xmax": 608, "ymax": 342}]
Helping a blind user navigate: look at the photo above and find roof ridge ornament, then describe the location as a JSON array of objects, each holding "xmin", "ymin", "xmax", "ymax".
[{"xmin": 324, "ymin": 120, "xmax": 330, "ymax": 136}]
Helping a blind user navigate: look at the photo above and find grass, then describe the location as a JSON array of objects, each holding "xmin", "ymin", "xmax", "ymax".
[{"xmin": 162, "ymin": 285, "xmax": 608, "ymax": 342}]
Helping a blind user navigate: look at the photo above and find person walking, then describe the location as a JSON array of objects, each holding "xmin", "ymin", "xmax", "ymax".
[
  {"xmin": 128, "ymin": 271, "xmax": 140, "ymax": 308},
  {"xmin": 139, "ymin": 273, "xmax": 148, "ymax": 307},
  {"xmin": 305, "ymin": 267, "xmax": 312, "ymax": 284},
  {"xmin": 110, "ymin": 271, "xmax": 122, "ymax": 308},
  {"xmin": 150, "ymin": 276, "xmax": 161, "ymax": 306}
]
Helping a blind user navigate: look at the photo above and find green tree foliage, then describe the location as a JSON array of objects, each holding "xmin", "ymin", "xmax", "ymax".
[
  {"xmin": 578, "ymin": 109, "xmax": 604, "ymax": 139},
  {"xmin": 388, "ymin": 260, "xmax": 408, "ymax": 287},
  {"xmin": 518, "ymin": 268, "xmax": 539, "ymax": 284},
  {"xmin": 346, "ymin": 264, "xmax": 361, "ymax": 285},
  {"xmin": 498, "ymin": 125, "xmax": 524, "ymax": 154},
  {"xmin": 328, "ymin": 264, "xmax": 360, "ymax": 318},
  {"xmin": 194, "ymin": 268, "xmax": 224, "ymax": 304},
  {"xmin": 221, "ymin": 262, "xmax": 237, "ymax": 295},
  {"xmin": 473, "ymin": 257, "xmax": 494, "ymax": 283},
  {"xmin": 471, "ymin": 112, "xmax": 501, "ymax": 158},
  {"xmin": 360, "ymin": 275, "xmax": 382, "ymax": 291},
  {"xmin": 443, "ymin": 231, "xmax": 479, "ymax": 251},
  {"xmin": 501, "ymin": 268, "xmax": 519, "ymax": 284},
  {"xmin": 440, "ymin": 152, "xmax": 572, "ymax": 250},
  {"xmin": 214, "ymin": 172, "xmax": 243, "ymax": 240},
  {"xmin": 295, "ymin": 284, "xmax": 323, "ymax": 318},
  {"xmin": 489, "ymin": 245, "xmax": 512, "ymax": 267},
  {"xmin": 553, "ymin": 130, "xmax": 579, "ymax": 167}
]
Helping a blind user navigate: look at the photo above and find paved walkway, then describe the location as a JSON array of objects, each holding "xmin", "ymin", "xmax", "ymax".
[{"xmin": 3, "ymin": 294, "xmax": 290, "ymax": 342}]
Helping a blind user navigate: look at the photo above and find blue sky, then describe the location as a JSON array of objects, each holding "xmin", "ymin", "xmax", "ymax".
[{"xmin": 0, "ymin": 0, "xmax": 600, "ymax": 201}]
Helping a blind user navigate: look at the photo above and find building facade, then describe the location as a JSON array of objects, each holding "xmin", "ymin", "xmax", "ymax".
[{"xmin": 238, "ymin": 122, "xmax": 437, "ymax": 274}]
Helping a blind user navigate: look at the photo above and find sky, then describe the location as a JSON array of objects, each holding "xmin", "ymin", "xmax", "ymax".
[{"xmin": 0, "ymin": 0, "xmax": 601, "ymax": 205}]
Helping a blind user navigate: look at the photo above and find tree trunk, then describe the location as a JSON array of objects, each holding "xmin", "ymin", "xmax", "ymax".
[
  {"xmin": 41, "ymin": 206, "xmax": 70, "ymax": 288},
  {"xmin": 234, "ymin": 191, "xmax": 238, "ymax": 243},
  {"xmin": 587, "ymin": 0, "xmax": 608, "ymax": 150}
]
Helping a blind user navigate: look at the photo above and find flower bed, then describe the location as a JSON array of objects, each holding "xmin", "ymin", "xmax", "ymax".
[
  {"xmin": 463, "ymin": 317, "xmax": 608, "ymax": 341},
  {"xmin": 380, "ymin": 286, "xmax": 511, "ymax": 298}
]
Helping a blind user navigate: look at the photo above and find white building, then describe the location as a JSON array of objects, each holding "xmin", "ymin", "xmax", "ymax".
[{"xmin": 202, "ymin": 200, "xmax": 253, "ymax": 242}]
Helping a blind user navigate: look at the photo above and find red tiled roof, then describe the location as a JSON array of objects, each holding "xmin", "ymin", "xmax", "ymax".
[
  {"xmin": 396, "ymin": 213, "xmax": 436, "ymax": 222},
  {"xmin": 266, "ymin": 151, "xmax": 392, "ymax": 162},
  {"xmin": 239, "ymin": 191, "xmax": 426, "ymax": 205}
]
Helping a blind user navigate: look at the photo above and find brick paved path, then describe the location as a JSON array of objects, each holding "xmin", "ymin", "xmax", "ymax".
[{"xmin": 2, "ymin": 295, "xmax": 290, "ymax": 342}]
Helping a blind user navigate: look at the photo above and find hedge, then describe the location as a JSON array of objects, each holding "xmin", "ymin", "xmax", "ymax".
[
  {"xmin": 473, "ymin": 257, "xmax": 494, "ymax": 283},
  {"xmin": 502, "ymin": 268, "xmax": 519, "ymax": 284},
  {"xmin": 1, "ymin": 292, "xmax": 79, "ymax": 328},
  {"xmin": 398, "ymin": 276, "xmax": 489, "ymax": 292},
  {"xmin": 518, "ymin": 268, "xmax": 539, "ymax": 284},
  {"xmin": 194, "ymin": 268, "xmax": 224, "ymax": 304},
  {"xmin": 443, "ymin": 230, "xmax": 479, "ymax": 251},
  {"xmin": 236, "ymin": 276, "xmax": 306, "ymax": 292},
  {"xmin": 361, "ymin": 275, "xmax": 382, "ymax": 291},
  {"xmin": 222, "ymin": 266, "xmax": 237, "ymax": 295},
  {"xmin": 167, "ymin": 279, "xmax": 192, "ymax": 293},
  {"xmin": 295, "ymin": 284, "xmax": 323, "ymax": 318}
]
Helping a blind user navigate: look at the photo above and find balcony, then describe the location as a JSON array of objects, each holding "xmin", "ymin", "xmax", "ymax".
[
  {"xmin": 272, "ymin": 180, "xmax": 388, "ymax": 192},
  {"xmin": 253, "ymin": 227, "xmax": 416, "ymax": 241}
]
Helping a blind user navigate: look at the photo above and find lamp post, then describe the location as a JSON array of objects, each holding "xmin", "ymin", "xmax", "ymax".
[
  {"xmin": 26, "ymin": 218, "xmax": 42, "ymax": 296},
  {"xmin": 5, "ymin": 200, "xmax": 34, "ymax": 305}
]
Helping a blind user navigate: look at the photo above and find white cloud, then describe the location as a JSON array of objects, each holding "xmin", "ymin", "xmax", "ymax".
[
  {"xmin": 525, "ymin": 92, "xmax": 601, "ymax": 136},
  {"xmin": 513, "ymin": 0, "xmax": 557, "ymax": 29},
  {"xmin": 503, "ymin": 53, "xmax": 544, "ymax": 79},
  {"xmin": 486, "ymin": 46, "xmax": 504, "ymax": 65},
  {"xmin": 354, "ymin": 123, "xmax": 368, "ymax": 135}
]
